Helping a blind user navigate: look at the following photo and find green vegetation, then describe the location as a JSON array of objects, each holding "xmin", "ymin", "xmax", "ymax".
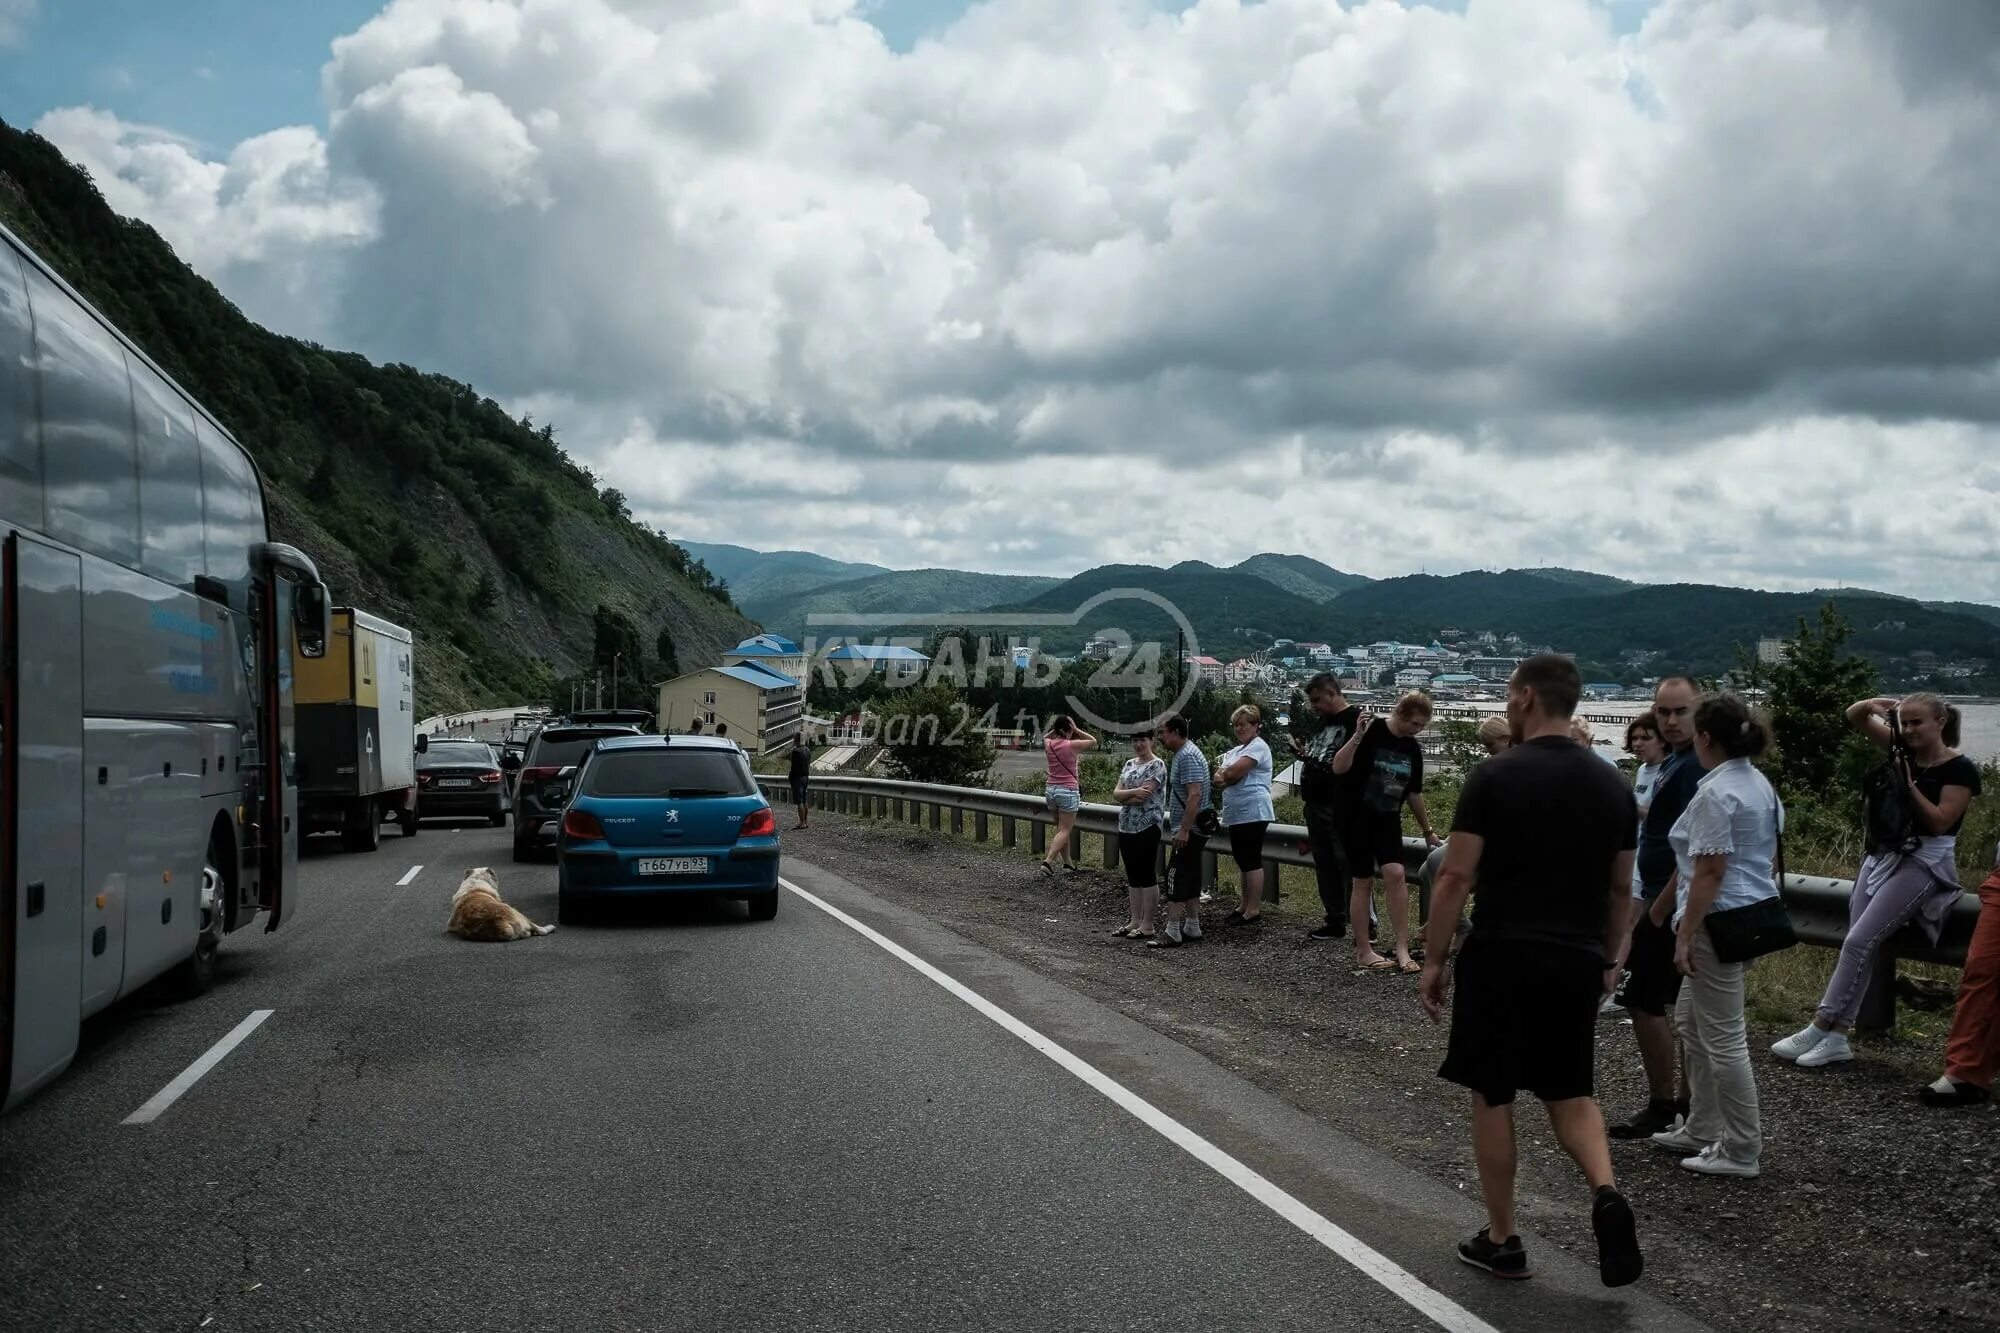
[
  {"xmin": 0, "ymin": 120, "xmax": 753, "ymax": 713},
  {"xmin": 746, "ymin": 567, "xmax": 1063, "ymax": 641},
  {"xmin": 873, "ymin": 683, "xmax": 996, "ymax": 785}
]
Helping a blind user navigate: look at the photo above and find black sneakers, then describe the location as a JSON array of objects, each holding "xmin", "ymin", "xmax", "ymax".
[
  {"xmin": 1608, "ymin": 1098, "xmax": 1682, "ymax": 1140},
  {"xmin": 1305, "ymin": 922, "xmax": 1346, "ymax": 941},
  {"xmin": 1457, "ymin": 1228, "xmax": 1530, "ymax": 1279},
  {"xmin": 1591, "ymin": 1186, "xmax": 1644, "ymax": 1287}
]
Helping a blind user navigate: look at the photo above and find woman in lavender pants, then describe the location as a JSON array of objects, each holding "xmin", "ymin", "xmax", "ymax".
[{"xmin": 1773, "ymin": 694, "xmax": 1983, "ymax": 1069}]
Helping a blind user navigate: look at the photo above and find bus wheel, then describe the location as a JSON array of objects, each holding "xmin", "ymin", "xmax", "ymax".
[
  {"xmin": 343, "ymin": 799, "xmax": 381, "ymax": 853},
  {"xmin": 167, "ymin": 856, "xmax": 224, "ymax": 998}
]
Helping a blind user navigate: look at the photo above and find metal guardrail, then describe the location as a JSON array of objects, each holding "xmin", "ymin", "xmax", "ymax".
[{"xmin": 762, "ymin": 774, "xmax": 1983, "ymax": 1030}]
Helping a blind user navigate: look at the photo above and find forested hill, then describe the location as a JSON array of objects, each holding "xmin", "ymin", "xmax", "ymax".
[{"xmin": 0, "ymin": 121, "xmax": 752, "ymax": 713}]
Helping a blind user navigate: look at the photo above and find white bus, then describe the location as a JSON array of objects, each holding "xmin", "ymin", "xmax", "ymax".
[{"xmin": 1, "ymin": 220, "xmax": 330, "ymax": 1111}]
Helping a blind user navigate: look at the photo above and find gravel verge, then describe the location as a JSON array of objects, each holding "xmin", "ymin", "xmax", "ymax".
[{"xmin": 786, "ymin": 811, "xmax": 1999, "ymax": 1333}]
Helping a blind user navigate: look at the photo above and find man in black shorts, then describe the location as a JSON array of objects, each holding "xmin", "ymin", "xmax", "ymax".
[
  {"xmin": 787, "ymin": 736, "xmax": 812, "ymax": 829},
  {"xmin": 1420, "ymin": 654, "xmax": 1643, "ymax": 1287},
  {"xmin": 1608, "ymin": 675, "xmax": 1702, "ymax": 1139}
]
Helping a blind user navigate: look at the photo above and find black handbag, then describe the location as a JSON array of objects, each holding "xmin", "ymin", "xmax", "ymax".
[{"xmin": 1703, "ymin": 794, "xmax": 1798, "ymax": 964}]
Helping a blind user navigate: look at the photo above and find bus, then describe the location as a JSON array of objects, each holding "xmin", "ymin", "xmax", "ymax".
[{"xmin": 1, "ymin": 220, "xmax": 330, "ymax": 1112}]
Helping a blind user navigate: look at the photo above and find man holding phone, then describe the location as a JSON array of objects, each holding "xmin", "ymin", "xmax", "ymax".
[{"xmin": 1294, "ymin": 673, "xmax": 1363, "ymax": 941}]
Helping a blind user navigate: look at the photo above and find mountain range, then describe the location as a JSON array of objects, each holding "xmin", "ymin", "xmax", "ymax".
[
  {"xmin": 721, "ymin": 544, "xmax": 2000, "ymax": 685},
  {"xmin": 0, "ymin": 120, "xmax": 752, "ymax": 713}
]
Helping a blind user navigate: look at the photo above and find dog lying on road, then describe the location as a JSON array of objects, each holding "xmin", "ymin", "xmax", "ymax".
[{"xmin": 446, "ymin": 867, "xmax": 556, "ymax": 942}]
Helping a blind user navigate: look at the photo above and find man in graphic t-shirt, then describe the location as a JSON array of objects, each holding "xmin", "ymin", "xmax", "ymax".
[
  {"xmin": 1420, "ymin": 654, "xmax": 1643, "ymax": 1287},
  {"xmin": 1294, "ymin": 673, "xmax": 1362, "ymax": 941}
]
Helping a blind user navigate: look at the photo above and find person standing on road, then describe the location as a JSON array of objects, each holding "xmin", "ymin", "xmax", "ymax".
[
  {"xmin": 1609, "ymin": 676, "xmax": 1702, "ymax": 1141},
  {"xmin": 1152, "ymin": 714, "xmax": 1212, "ymax": 949},
  {"xmin": 1923, "ymin": 841, "xmax": 2000, "ymax": 1106},
  {"xmin": 1420, "ymin": 654, "xmax": 1643, "ymax": 1287},
  {"xmin": 1334, "ymin": 691, "xmax": 1442, "ymax": 973},
  {"xmin": 1110, "ymin": 731, "xmax": 1168, "ymax": 940},
  {"xmin": 1294, "ymin": 673, "xmax": 1363, "ymax": 942},
  {"xmin": 788, "ymin": 738, "xmax": 813, "ymax": 829},
  {"xmin": 1215, "ymin": 705, "xmax": 1276, "ymax": 926},
  {"xmin": 1601, "ymin": 713, "xmax": 1667, "ymax": 1018},
  {"xmin": 1040, "ymin": 715, "xmax": 1097, "ymax": 879},
  {"xmin": 1774, "ymin": 694, "xmax": 1983, "ymax": 1069},
  {"xmin": 1660, "ymin": 694, "xmax": 1783, "ymax": 1178}
]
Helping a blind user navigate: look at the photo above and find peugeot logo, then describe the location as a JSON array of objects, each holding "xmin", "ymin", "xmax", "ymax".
[{"xmin": 664, "ymin": 810, "xmax": 679, "ymax": 823}]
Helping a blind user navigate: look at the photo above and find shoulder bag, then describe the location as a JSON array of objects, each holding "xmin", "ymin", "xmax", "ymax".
[{"xmin": 1703, "ymin": 790, "xmax": 1798, "ymax": 964}]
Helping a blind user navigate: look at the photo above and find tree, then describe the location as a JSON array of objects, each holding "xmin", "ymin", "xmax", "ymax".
[
  {"xmin": 600, "ymin": 486, "xmax": 631, "ymax": 521},
  {"xmin": 874, "ymin": 682, "xmax": 996, "ymax": 786},
  {"xmin": 590, "ymin": 603, "xmax": 645, "ymax": 706},
  {"xmin": 306, "ymin": 451, "xmax": 339, "ymax": 503},
  {"xmin": 471, "ymin": 569, "xmax": 499, "ymax": 611},
  {"xmin": 654, "ymin": 624, "xmax": 680, "ymax": 680},
  {"xmin": 1435, "ymin": 717, "xmax": 1482, "ymax": 772},
  {"xmin": 1766, "ymin": 603, "xmax": 1880, "ymax": 801}
]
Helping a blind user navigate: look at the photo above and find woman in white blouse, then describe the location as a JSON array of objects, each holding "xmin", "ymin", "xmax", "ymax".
[{"xmin": 1662, "ymin": 693, "xmax": 1784, "ymax": 1179}]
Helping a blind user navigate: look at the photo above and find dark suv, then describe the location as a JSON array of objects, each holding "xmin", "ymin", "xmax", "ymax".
[{"xmin": 512, "ymin": 723, "xmax": 643, "ymax": 860}]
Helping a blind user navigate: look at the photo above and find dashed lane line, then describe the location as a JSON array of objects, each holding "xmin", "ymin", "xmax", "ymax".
[{"xmin": 122, "ymin": 1010, "xmax": 275, "ymax": 1125}]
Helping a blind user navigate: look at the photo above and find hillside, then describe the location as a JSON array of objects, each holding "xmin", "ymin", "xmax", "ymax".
[
  {"xmin": 748, "ymin": 568, "xmax": 1063, "ymax": 641},
  {"xmin": 0, "ymin": 120, "xmax": 754, "ymax": 713},
  {"xmin": 680, "ymin": 540, "xmax": 887, "ymax": 611},
  {"xmin": 1331, "ymin": 569, "xmax": 1620, "ymax": 632},
  {"xmin": 1231, "ymin": 553, "xmax": 1372, "ymax": 603},
  {"xmin": 997, "ymin": 563, "xmax": 1342, "ymax": 656}
]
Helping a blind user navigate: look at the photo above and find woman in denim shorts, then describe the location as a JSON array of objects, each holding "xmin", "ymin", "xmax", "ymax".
[{"xmin": 1041, "ymin": 715, "xmax": 1096, "ymax": 877}]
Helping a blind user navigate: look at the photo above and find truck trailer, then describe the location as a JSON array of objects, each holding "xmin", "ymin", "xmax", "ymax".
[{"xmin": 294, "ymin": 607, "xmax": 419, "ymax": 851}]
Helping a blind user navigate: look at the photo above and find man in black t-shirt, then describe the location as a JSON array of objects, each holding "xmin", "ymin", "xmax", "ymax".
[
  {"xmin": 1294, "ymin": 673, "xmax": 1362, "ymax": 941},
  {"xmin": 787, "ymin": 737, "xmax": 812, "ymax": 828},
  {"xmin": 1420, "ymin": 654, "xmax": 1643, "ymax": 1288}
]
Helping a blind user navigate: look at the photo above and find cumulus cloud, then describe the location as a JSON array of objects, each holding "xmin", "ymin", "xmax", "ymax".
[{"xmin": 32, "ymin": 0, "xmax": 2000, "ymax": 600}]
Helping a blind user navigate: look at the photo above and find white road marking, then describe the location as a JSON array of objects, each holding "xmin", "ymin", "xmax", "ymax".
[
  {"xmin": 122, "ymin": 1010, "xmax": 275, "ymax": 1125},
  {"xmin": 778, "ymin": 876, "xmax": 1498, "ymax": 1333},
  {"xmin": 396, "ymin": 864, "xmax": 423, "ymax": 886}
]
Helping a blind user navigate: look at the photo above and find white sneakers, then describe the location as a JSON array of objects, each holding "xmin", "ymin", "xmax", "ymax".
[
  {"xmin": 1771, "ymin": 1024, "xmax": 1829, "ymax": 1061},
  {"xmin": 1680, "ymin": 1144, "xmax": 1761, "ymax": 1178},
  {"xmin": 1795, "ymin": 1032, "xmax": 1854, "ymax": 1068},
  {"xmin": 1650, "ymin": 1122, "xmax": 1709, "ymax": 1155},
  {"xmin": 1182, "ymin": 916, "xmax": 1203, "ymax": 941}
]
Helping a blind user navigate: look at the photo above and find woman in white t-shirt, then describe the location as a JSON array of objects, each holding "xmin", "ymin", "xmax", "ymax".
[{"xmin": 1214, "ymin": 704, "xmax": 1276, "ymax": 925}]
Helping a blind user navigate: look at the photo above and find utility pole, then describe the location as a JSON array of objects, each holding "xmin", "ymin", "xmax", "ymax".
[
  {"xmin": 612, "ymin": 653, "xmax": 622, "ymax": 710},
  {"xmin": 594, "ymin": 674, "xmax": 602, "ymax": 710}
]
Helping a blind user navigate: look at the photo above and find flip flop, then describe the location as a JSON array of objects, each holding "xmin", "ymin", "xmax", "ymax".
[
  {"xmin": 1110, "ymin": 925, "xmax": 1134, "ymax": 937},
  {"xmin": 1398, "ymin": 961, "xmax": 1422, "ymax": 975},
  {"xmin": 1357, "ymin": 958, "xmax": 1398, "ymax": 972}
]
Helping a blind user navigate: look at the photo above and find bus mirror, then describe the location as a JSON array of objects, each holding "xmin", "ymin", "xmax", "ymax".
[
  {"xmin": 416, "ymin": 733, "xmax": 429, "ymax": 755},
  {"xmin": 295, "ymin": 580, "xmax": 330, "ymax": 658}
]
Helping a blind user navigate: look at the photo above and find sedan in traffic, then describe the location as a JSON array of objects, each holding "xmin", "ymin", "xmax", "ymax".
[
  {"xmin": 416, "ymin": 739, "xmax": 512, "ymax": 826},
  {"xmin": 554, "ymin": 734, "xmax": 780, "ymax": 924}
]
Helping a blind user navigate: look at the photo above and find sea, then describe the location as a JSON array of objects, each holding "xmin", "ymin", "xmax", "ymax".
[{"xmin": 1414, "ymin": 698, "xmax": 2000, "ymax": 766}]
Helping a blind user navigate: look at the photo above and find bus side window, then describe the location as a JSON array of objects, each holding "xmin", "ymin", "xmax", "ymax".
[
  {"xmin": 23, "ymin": 264, "xmax": 141, "ymax": 566},
  {"xmin": 197, "ymin": 417, "xmax": 262, "ymax": 610},
  {"xmin": 0, "ymin": 247, "xmax": 40, "ymax": 528},
  {"xmin": 133, "ymin": 365, "xmax": 205, "ymax": 590}
]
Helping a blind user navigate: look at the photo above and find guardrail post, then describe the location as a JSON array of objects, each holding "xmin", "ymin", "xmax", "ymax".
[
  {"xmin": 951, "ymin": 807, "xmax": 964, "ymax": 836},
  {"xmin": 1202, "ymin": 847, "xmax": 1219, "ymax": 898},
  {"xmin": 1002, "ymin": 816, "xmax": 1017, "ymax": 849},
  {"xmin": 1102, "ymin": 830, "xmax": 1119, "ymax": 870},
  {"xmin": 974, "ymin": 811, "xmax": 988, "ymax": 842},
  {"xmin": 1856, "ymin": 950, "xmax": 1899, "ymax": 1033},
  {"xmin": 1031, "ymin": 819, "xmax": 1046, "ymax": 855},
  {"xmin": 1262, "ymin": 857, "xmax": 1282, "ymax": 904},
  {"xmin": 929, "ymin": 802, "xmax": 942, "ymax": 832}
]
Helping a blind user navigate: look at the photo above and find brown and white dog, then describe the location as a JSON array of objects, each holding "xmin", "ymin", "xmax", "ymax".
[{"xmin": 446, "ymin": 867, "xmax": 555, "ymax": 942}]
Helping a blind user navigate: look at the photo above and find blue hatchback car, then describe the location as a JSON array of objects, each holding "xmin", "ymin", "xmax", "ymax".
[{"xmin": 553, "ymin": 734, "xmax": 781, "ymax": 924}]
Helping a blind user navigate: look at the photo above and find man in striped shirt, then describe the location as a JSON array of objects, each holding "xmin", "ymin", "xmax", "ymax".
[{"xmin": 1151, "ymin": 713, "xmax": 1213, "ymax": 949}]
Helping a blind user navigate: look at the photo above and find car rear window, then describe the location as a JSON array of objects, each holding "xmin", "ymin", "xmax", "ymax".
[
  {"xmin": 583, "ymin": 750, "xmax": 755, "ymax": 798},
  {"xmin": 529, "ymin": 730, "xmax": 634, "ymax": 768},
  {"xmin": 420, "ymin": 743, "xmax": 494, "ymax": 768}
]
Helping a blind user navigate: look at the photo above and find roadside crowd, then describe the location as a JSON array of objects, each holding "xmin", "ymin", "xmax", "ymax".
[{"xmin": 1020, "ymin": 660, "xmax": 1995, "ymax": 1285}]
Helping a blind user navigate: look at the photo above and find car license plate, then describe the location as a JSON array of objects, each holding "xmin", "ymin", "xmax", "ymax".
[
  {"xmin": 440, "ymin": 778, "xmax": 472, "ymax": 788},
  {"xmin": 636, "ymin": 856, "xmax": 709, "ymax": 876}
]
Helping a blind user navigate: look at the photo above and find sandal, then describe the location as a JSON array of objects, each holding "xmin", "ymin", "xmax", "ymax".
[
  {"xmin": 1110, "ymin": 925, "xmax": 1134, "ymax": 937},
  {"xmin": 1398, "ymin": 960, "xmax": 1422, "ymax": 975},
  {"xmin": 1357, "ymin": 958, "xmax": 1397, "ymax": 972},
  {"xmin": 1146, "ymin": 934, "xmax": 1181, "ymax": 949}
]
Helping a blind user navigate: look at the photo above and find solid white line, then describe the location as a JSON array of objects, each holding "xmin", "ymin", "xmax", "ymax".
[
  {"xmin": 122, "ymin": 1010, "xmax": 275, "ymax": 1125},
  {"xmin": 777, "ymin": 877, "xmax": 1497, "ymax": 1333},
  {"xmin": 396, "ymin": 864, "xmax": 423, "ymax": 886}
]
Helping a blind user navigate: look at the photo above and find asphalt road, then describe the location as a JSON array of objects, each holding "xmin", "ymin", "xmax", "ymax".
[{"xmin": 0, "ymin": 820, "xmax": 1706, "ymax": 1332}]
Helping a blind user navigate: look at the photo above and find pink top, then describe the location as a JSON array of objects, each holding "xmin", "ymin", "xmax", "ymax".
[{"xmin": 1045, "ymin": 737, "xmax": 1081, "ymax": 789}]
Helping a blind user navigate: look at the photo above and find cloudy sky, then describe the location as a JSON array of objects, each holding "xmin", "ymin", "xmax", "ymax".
[{"xmin": 4, "ymin": 0, "xmax": 1998, "ymax": 601}]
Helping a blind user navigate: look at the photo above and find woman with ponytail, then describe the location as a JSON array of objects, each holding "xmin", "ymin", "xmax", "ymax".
[
  {"xmin": 1773, "ymin": 694, "xmax": 1983, "ymax": 1069},
  {"xmin": 1659, "ymin": 694, "xmax": 1783, "ymax": 1178}
]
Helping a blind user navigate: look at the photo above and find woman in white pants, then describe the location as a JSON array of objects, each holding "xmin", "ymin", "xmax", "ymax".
[{"xmin": 1659, "ymin": 693, "xmax": 1784, "ymax": 1178}]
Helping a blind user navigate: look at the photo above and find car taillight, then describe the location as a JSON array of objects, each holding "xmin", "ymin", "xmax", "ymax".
[
  {"xmin": 562, "ymin": 808, "xmax": 604, "ymax": 839},
  {"xmin": 738, "ymin": 807, "xmax": 776, "ymax": 839},
  {"xmin": 478, "ymin": 771, "xmax": 502, "ymax": 783},
  {"xmin": 522, "ymin": 766, "xmax": 559, "ymax": 784}
]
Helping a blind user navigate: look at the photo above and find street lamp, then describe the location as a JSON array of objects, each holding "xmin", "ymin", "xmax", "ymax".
[{"xmin": 612, "ymin": 652, "xmax": 623, "ymax": 709}]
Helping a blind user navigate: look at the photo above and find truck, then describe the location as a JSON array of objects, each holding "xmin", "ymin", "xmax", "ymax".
[{"xmin": 293, "ymin": 607, "xmax": 420, "ymax": 851}]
